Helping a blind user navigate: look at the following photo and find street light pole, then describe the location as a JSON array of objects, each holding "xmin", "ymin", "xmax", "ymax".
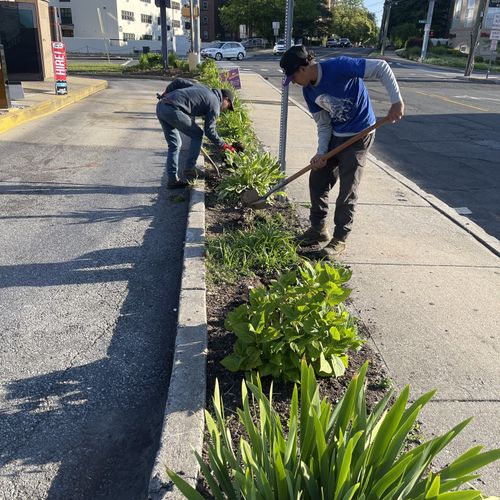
[
  {"xmin": 420, "ymin": 0, "xmax": 436, "ymax": 61},
  {"xmin": 380, "ymin": 0, "xmax": 391, "ymax": 56},
  {"xmin": 278, "ymin": 0, "xmax": 294, "ymax": 174},
  {"xmin": 157, "ymin": 0, "xmax": 169, "ymax": 72},
  {"xmin": 464, "ymin": 0, "xmax": 488, "ymax": 76}
]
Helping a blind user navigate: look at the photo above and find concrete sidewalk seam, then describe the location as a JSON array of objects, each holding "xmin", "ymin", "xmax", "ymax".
[
  {"xmin": 0, "ymin": 80, "xmax": 108, "ymax": 134},
  {"xmin": 368, "ymin": 153, "xmax": 500, "ymax": 257},
  {"xmin": 148, "ymin": 161, "xmax": 207, "ymax": 499}
]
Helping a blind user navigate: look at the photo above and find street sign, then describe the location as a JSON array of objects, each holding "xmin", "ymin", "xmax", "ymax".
[
  {"xmin": 418, "ymin": 19, "xmax": 427, "ymax": 23},
  {"xmin": 272, "ymin": 21, "xmax": 280, "ymax": 29},
  {"xmin": 51, "ymin": 42, "xmax": 67, "ymax": 95},
  {"xmin": 493, "ymin": 13, "xmax": 500, "ymax": 28},
  {"xmin": 490, "ymin": 29, "xmax": 500, "ymax": 40},
  {"xmin": 491, "ymin": 39, "xmax": 498, "ymax": 50}
]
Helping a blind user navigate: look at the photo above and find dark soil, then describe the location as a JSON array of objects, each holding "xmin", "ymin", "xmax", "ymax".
[{"xmin": 198, "ymin": 153, "xmax": 390, "ymax": 498}]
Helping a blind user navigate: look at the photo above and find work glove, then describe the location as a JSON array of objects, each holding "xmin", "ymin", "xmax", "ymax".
[
  {"xmin": 232, "ymin": 141, "xmax": 245, "ymax": 153},
  {"xmin": 222, "ymin": 143, "xmax": 236, "ymax": 153}
]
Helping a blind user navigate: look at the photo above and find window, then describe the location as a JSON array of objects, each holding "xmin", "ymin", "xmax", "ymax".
[
  {"xmin": 141, "ymin": 34, "xmax": 153, "ymax": 39},
  {"xmin": 59, "ymin": 7, "xmax": 73, "ymax": 24},
  {"xmin": 202, "ymin": 30, "xmax": 209, "ymax": 40},
  {"xmin": 202, "ymin": 16, "xmax": 208, "ymax": 25},
  {"xmin": 60, "ymin": 0, "xmax": 70, "ymax": 2},
  {"xmin": 121, "ymin": 10, "xmax": 134, "ymax": 21},
  {"xmin": 202, "ymin": 0, "xmax": 208, "ymax": 9},
  {"xmin": 123, "ymin": 32, "xmax": 135, "ymax": 40},
  {"xmin": 172, "ymin": 19, "xmax": 180, "ymax": 27},
  {"xmin": 171, "ymin": 1, "xmax": 180, "ymax": 9},
  {"xmin": 141, "ymin": 0, "xmax": 151, "ymax": 2},
  {"xmin": 62, "ymin": 29, "xmax": 74, "ymax": 37},
  {"xmin": 141, "ymin": 14, "xmax": 152, "ymax": 23}
]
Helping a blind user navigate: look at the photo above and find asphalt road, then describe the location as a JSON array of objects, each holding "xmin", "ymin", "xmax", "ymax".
[
  {"xmin": 230, "ymin": 48, "xmax": 500, "ymax": 239},
  {"xmin": 0, "ymin": 79, "xmax": 187, "ymax": 499}
]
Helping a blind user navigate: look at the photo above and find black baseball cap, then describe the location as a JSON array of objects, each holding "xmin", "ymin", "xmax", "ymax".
[
  {"xmin": 221, "ymin": 88, "xmax": 234, "ymax": 110},
  {"xmin": 280, "ymin": 45, "xmax": 309, "ymax": 86}
]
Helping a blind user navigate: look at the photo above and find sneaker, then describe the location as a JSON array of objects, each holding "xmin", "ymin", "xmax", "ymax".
[
  {"xmin": 318, "ymin": 238, "xmax": 347, "ymax": 260},
  {"xmin": 167, "ymin": 179, "xmax": 189, "ymax": 189},
  {"xmin": 295, "ymin": 225, "xmax": 331, "ymax": 247},
  {"xmin": 184, "ymin": 167, "xmax": 205, "ymax": 180}
]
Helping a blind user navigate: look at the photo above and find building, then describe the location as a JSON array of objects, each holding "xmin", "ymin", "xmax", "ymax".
[
  {"xmin": 48, "ymin": 0, "xmax": 190, "ymax": 54},
  {"xmin": 449, "ymin": 0, "xmax": 500, "ymax": 56},
  {"xmin": 0, "ymin": 0, "xmax": 54, "ymax": 81}
]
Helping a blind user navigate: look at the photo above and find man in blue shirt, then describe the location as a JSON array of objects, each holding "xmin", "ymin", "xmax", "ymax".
[{"xmin": 280, "ymin": 45, "xmax": 404, "ymax": 259}]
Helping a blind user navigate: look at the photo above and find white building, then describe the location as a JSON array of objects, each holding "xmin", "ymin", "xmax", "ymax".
[{"xmin": 49, "ymin": 0, "xmax": 190, "ymax": 55}]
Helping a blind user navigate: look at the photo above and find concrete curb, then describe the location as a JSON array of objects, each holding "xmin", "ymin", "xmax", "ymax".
[
  {"xmin": 0, "ymin": 79, "xmax": 108, "ymax": 134},
  {"xmin": 148, "ymin": 169, "xmax": 207, "ymax": 499}
]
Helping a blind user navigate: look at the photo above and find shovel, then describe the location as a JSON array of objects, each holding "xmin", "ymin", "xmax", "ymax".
[{"xmin": 241, "ymin": 116, "xmax": 390, "ymax": 209}]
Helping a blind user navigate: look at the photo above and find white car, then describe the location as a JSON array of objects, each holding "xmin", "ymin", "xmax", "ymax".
[
  {"xmin": 201, "ymin": 42, "xmax": 246, "ymax": 61},
  {"xmin": 273, "ymin": 39, "xmax": 286, "ymax": 55}
]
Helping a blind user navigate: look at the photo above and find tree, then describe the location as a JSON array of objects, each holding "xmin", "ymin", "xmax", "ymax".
[{"xmin": 330, "ymin": 1, "xmax": 378, "ymax": 43}]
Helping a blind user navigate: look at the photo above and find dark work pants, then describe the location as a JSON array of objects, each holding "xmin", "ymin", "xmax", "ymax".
[{"xmin": 309, "ymin": 132, "xmax": 375, "ymax": 241}]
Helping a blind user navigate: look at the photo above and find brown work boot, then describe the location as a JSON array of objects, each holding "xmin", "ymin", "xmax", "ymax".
[
  {"xmin": 295, "ymin": 225, "xmax": 331, "ymax": 247},
  {"xmin": 319, "ymin": 238, "xmax": 347, "ymax": 260}
]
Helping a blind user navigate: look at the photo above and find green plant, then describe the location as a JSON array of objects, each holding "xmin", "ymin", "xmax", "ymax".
[
  {"xmin": 167, "ymin": 361, "xmax": 500, "ymax": 499},
  {"xmin": 207, "ymin": 212, "xmax": 300, "ymax": 283},
  {"xmin": 222, "ymin": 261, "xmax": 363, "ymax": 381},
  {"xmin": 216, "ymin": 150, "xmax": 284, "ymax": 202},
  {"xmin": 198, "ymin": 58, "xmax": 223, "ymax": 87},
  {"xmin": 217, "ymin": 107, "xmax": 256, "ymax": 147},
  {"xmin": 138, "ymin": 52, "xmax": 163, "ymax": 69},
  {"xmin": 168, "ymin": 52, "xmax": 190, "ymax": 70}
]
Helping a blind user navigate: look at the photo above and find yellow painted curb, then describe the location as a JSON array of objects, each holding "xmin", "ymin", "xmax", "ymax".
[{"xmin": 0, "ymin": 80, "xmax": 108, "ymax": 134}]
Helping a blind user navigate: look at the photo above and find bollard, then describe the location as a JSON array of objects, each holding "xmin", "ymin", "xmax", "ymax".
[{"xmin": 0, "ymin": 43, "xmax": 11, "ymax": 109}]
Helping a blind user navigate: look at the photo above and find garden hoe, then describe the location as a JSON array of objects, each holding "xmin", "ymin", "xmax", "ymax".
[{"xmin": 241, "ymin": 116, "xmax": 391, "ymax": 209}]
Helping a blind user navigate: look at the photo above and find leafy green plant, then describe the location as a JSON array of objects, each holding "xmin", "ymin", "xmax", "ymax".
[
  {"xmin": 216, "ymin": 150, "xmax": 284, "ymax": 202},
  {"xmin": 138, "ymin": 52, "xmax": 163, "ymax": 69},
  {"xmin": 222, "ymin": 261, "xmax": 362, "ymax": 381},
  {"xmin": 217, "ymin": 107, "xmax": 256, "ymax": 147},
  {"xmin": 168, "ymin": 52, "xmax": 190, "ymax": 70},
  {"xmin": 207, "ymin": 212, "xmax": 300, "ymax": 283},
  {"xmin": 167, "ymin": 361, "xmax": 500, "ymax": 499}
]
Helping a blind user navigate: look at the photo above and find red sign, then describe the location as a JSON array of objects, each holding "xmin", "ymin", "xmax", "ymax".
[
  {"xmin": 51, "ymin": 42, "xmax": 68, "ymax": 95},
  {"xmin": 219, "ymin": 67, "xmax": 241, "ymax": 90}
]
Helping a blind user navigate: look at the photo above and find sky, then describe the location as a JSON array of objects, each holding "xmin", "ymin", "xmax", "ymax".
[{"xmin": 363, "ymin": 0, "xmax": 385, "ymax": 27}]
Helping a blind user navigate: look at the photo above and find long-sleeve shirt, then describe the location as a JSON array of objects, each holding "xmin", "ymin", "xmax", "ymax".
[{"xmin": 161, "ymin": 78, "xmax": 225, "ymax": 147}]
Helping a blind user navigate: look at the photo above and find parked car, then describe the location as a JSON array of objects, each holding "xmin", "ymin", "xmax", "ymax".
[
  {"xmin": 338, "ymin": 38, "xmax": 352, "ymax": 47},
  {"xmin": 241, "ymin": 38, "xmax": 267, "ymax": 49},
  {"xmin": 327, "ymin": 38, "xmax": 341, "ymax": 47},
  {"xmin": 273, "ymin": 39, "xmax": 286, "ymax": 55},
  {"xmin": 200, "ymin": 42, "xmax": 246, "ymax": 61}
]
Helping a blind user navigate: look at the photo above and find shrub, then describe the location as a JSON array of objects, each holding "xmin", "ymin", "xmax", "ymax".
[
  {"xmin": 168, "ymin": 361, "xmax": 500, "ymax": 499},
  {"xmin": 138, "ymin": 52, "xmax": 163, "ymax": 69},
  {"xmin": 215, "ymin": 149, "xmax": 283, "ymax": 202},
  {"xmin": 168, "ymin": 52, "xmax": 189, "ymax": 70},
  {"xmin": 406, "ymin": 37, "xmax": 424, "ymax": 49},
  {"xmin": 206, "ymin": 212, "xmax": 300, "ymax": 283},
  {"xmin": 222, "ymin": 261, "xmax": 363, "ymax": 381}
]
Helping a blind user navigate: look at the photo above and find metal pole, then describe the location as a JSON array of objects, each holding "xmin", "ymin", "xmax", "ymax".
[
  {"xmin": 189, "ymin": 0, "xmax": 195, "ymax": 52},
  {"xmin": 97, "ymin": 8, "xmax": 111, "ymax": 63},
  {"xmin": 419, "ymin": 0, "xmax": 435, "ymax": 61},
  {"xmin": 464, "ymin": 0, "xmax": 487, "ymax": 76},
  {"xmin": 278, "ymin": 0, "xmax": 294, "ymax": 174},
  {"xmin": 159, "ymin": 0, "xmax": 169, "ymax": 71},
  {"xmin": 193, "ymin": 0, "xmax": 201, "ymax": 63},
  {"xmin": 380, "ymin": 0, "xmax": 391, "ymax": 56}
]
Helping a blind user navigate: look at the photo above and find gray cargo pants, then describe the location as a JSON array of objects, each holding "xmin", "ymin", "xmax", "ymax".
[{"xmin": 309, "ymin": 132, "xmax": 375, "ymax": 241}]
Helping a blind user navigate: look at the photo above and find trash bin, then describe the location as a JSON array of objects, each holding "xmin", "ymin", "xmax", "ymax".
[{"xmin": 0, "ymin": 44, "xmax": 11, "ymax": 109}]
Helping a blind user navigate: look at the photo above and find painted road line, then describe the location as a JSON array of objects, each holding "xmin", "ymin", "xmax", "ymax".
[
  {"xmin": 415, "ymin": 90, "xmax": 489, "ymax": 112},
  {"xmin": 454, "ymin": 95, "xmax": 500, "ymax": 103}
]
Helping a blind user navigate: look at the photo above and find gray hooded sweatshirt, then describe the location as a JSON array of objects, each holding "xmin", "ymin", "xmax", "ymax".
[{"xmin": 161, "ymin": 79, "xmax": 225, "ymax": 147}]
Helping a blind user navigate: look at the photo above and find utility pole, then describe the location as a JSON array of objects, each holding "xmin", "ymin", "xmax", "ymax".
[
  {"xmin": 189, "ymin": 0, "xmax": 195, "ymax": 52},
  {"xmin": 278, "ymin": 0, "xmax": 294, "ymax": 174},
  {"xmin": 380, "ymin": 0, "xmax": 392, "ymax": 56},
  {"xmin": 157, "ymin": 0, "xmax": 169, "ymax": 72},
  {"xmin": 464, "ymin": 0, "xmax": 488, "ymax": 76},
  {"xmin": 420, "ymin": 0, "xmax": 436, "ymax": 61}
]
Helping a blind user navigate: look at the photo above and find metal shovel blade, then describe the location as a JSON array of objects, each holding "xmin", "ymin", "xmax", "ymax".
[{"xmin": 241, "ymin": 188, "xmax": 268, "ymax": 208}]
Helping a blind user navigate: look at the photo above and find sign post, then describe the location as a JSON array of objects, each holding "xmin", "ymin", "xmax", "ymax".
[{"xmin": 51, "ymin": 42, "xmax": 68, "ymax": 95}]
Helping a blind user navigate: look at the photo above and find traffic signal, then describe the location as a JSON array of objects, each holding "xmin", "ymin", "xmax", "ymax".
[{"xmin": 185, "ymin": 21, "xmax": 191, "ymax": 29}]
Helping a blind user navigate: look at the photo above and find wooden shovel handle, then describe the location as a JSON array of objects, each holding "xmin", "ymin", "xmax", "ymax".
[{"xmin": 270, "ymin": 116, "xmax": 390, "ymax": 195}]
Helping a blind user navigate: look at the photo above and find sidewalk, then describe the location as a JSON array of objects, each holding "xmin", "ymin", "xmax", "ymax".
[
  {"xmin": 0, "ymin": 76, "xmax": 108, "ymax": 134},
  {"xmin": 239, "ymin": 72, "xmax": 500, "ymax": 492}
]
